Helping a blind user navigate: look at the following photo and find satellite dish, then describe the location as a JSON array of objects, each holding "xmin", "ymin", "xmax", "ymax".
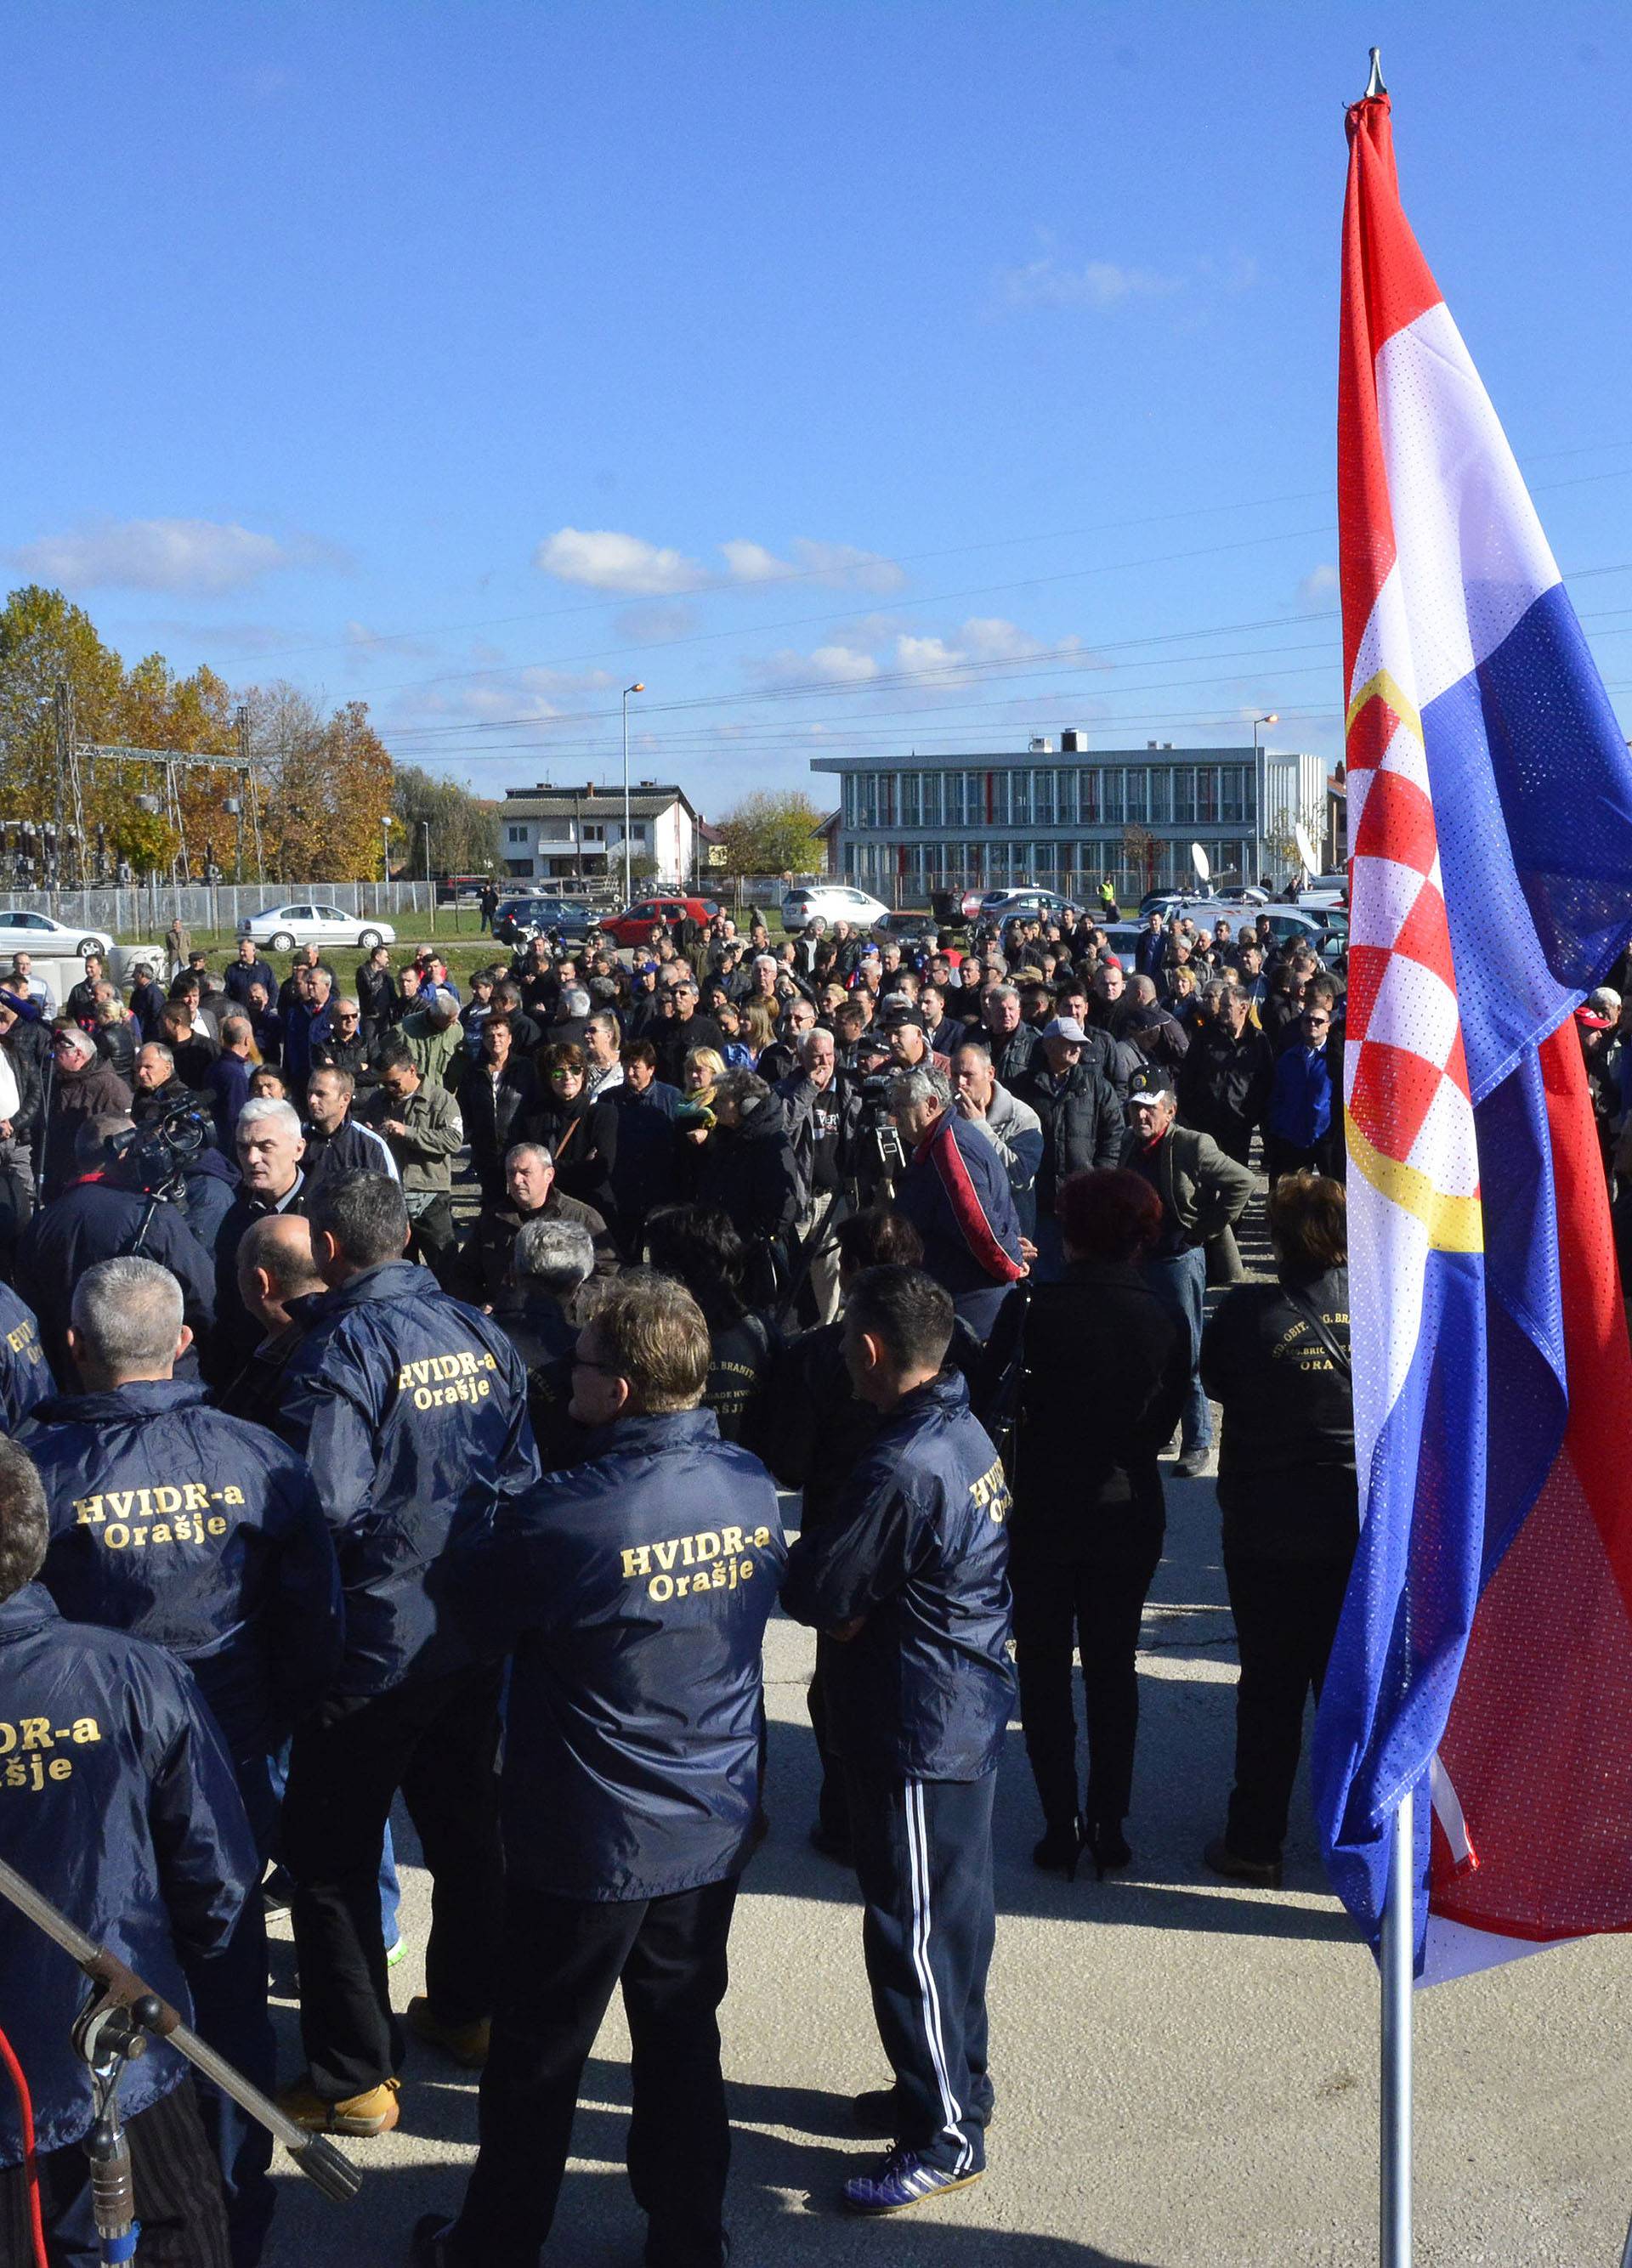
[
  {"xmin": 1191, "ymin": 842, "xmax": 1210, "ymax": 886},
  {"xmin": 1293, "ymin": 821, "xmax": 1319, "ymax": 877}
]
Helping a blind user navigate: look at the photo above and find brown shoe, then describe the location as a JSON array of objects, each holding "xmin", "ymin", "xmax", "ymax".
[
  {"xmin": 1202, "ymin": 1835, "xmax": 1283, "ymax": 1890},
  {"xmin": 405, "ymin": 1996, "xmax": 490, "ymax": 2068},
  {"xmin": 276, "ymin": 2074, "xmax": 401, "ymax": 2135}
]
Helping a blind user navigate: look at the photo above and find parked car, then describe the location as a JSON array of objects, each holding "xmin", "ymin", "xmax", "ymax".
[
  {"xmin": 871, "ymin": 909, "xmax": 943, "ymax": 947},
  {"xmin": 930, "ymin": 886, "xmax": 986, "ymax": 927},
  {"xmin": 977, "ymin": 887, "xmax": 1085, "ymax": 924},
  {"xmin": 0, "ymin": 908, "xmax": 115, "ymax": 960},
  {"xmin": 782, "ymin": 884, "xmax": 890, "ymax": 930},
  {"xmin": 1295, "ymin": 873, "xmax": 1351, "ymax": 912},
  {"xmin": 1215, "ymin": 885, "xmax": 1270, "ymax": 907},
  {"xmin": 493, "ymin": 896, "xmax": 602, "ymax": 948},
  {"xmin": 598, "ymin": 895, "xmax": 722, "ymax": 949},
  {"xmin": 238, "ymin": 902, "xmax": 396, "ymax": 953},
  {"xmin": 1096, "ymin": 922, "xmax": 1148, "ymax": 967}
]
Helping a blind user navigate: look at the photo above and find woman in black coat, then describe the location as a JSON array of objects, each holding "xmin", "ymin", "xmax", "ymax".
[
  {"xmin": 1012, "ymin": 1168, "xmax": 1189, "ymax": 1877},
  {"xmin": 1198, "ymin": 1172, "xmax": 1357, "ymax": 1888},
  {"xmin": 642, "ymin": 1203, "xmax": 780, "ymax": 1459},
  {"xmin": 532, "ymin": 1041, "xmax": 618, "ymax": 1219}
]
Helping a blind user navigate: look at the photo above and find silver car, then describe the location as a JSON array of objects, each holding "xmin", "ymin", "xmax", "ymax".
[
  {"xmin": 0, "ymin": 908, "xmax": 116, "ymax": 960},
  {"xmin": 238, "ymin": 902, "xmax": 397, "ymax": 953}
]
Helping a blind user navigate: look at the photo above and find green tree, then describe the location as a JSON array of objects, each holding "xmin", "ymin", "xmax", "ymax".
[
  {"xmin": 392, "ymin": 763, "xmax": 500, "ymax": 878},
  {"xmin": 716, "ymin": 790, "xmax": 827, "ymax": 876}
]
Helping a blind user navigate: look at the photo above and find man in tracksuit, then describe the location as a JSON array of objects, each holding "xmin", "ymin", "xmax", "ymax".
[
  {"xmin": 23, "ymin": 1253, "xmax": 343, "ymax": 2266},
  {"xmin": 783, "ymin": 1264, "xmax": 1013, "ymax": 2215},
  {"xmin": 889, "ymin": 1063, "xmax": 1027, "ymax": 1334},
  {"xmin": 0, "ymin": 1435, "xmax": 255, "ymax": 2265},
  {"xmin": 415, "ymin": 1270, "xmax": 785, "ymax": 2268},
  {"xmin": 275, "ymin": 1169, "xmax": 539, "ymax": 2136}
]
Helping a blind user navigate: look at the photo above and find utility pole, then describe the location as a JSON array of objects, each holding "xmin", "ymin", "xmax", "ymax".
[
  {"xmin": 621, "ymin": 682, "xmax": 644, "ymax": 904},
  {"xmin": 422, "ymin": 817, "xmax": 434, "ymax": 932}
]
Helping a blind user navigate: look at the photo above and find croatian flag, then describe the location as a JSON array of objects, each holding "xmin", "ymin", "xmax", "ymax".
[{"xmin": 1311, "ymin": 82, "xmax": 1632, "ymax": 1982}]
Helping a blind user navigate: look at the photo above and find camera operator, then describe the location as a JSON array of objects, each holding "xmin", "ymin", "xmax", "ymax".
[
  {"xmin": 275, "ymin": 1172, "xmax": 537, "ymax": 2138},
  {"xmin": 25, "ymin": 1256, "xmax": 343, "ymax": 2263},
  {"xmin": 0, "ymin": 1434, "xmax": 253, "ymax": 2265},
  {"xmin": 781, "ymin": 1264, "xmax": 1012, "ymax": 2214},
  {"xmin": 694, "ymin": 1068, "xmax": 802, "ymax": 1294},
  {"xmin": 889, "ymin": 1065, "xmax": 1026, "ymax": 1336},
  {"xmin": 133, "ymin": 1038, "xmax": 194, "ymax": 1123},
  {"xmin": 16, "ymin": 1113, "xmax": 217, "ymax": 1382},
  {"xmin": 42, "ymin": 1021, "xmax": 131, "ymax": 1198},
  {"xmin": 414, "ymin": 1270, "xmax": 784, "ymax": 2268}
]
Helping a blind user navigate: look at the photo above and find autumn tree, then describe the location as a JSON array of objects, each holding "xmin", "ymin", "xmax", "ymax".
[
  {"xmin": 716, "ymin": 789, "xmax": 827, "ymax": 876},
  {"xmin": 246, "ymin": 684, "xmax": 394, "ymax": 880}
]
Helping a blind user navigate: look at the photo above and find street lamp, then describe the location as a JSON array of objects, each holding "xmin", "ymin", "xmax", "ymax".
[
  {"xmin": 422, "ymin": 817, "xmax": 434, "ymax": 933},
  {"xmin": 622, "ymin": 682, "xmax": 644, "ymax": 904},
  {"xmin": 380, "ymin": 814, "xmax": 393, "ymax": 918},
  {"xmin": 1252, "ymin": 713, "xmax": 1279, "ymax": 887}
]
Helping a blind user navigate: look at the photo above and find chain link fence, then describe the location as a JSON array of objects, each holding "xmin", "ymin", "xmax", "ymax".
[{"xmin": 6, "ymin": 879, "xmax": 441, "ymax": 939}]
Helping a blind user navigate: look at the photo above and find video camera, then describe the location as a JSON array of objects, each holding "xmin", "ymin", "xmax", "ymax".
[
  {"xmin": 110, "ymin": 1095, "xmax": 213, "ymax": 1202},
  {"xmin": 851, "ymin": 1065, "xmax": 906, "ymax": 1189}
]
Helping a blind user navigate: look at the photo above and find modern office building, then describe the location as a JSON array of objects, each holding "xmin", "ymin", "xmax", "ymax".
[
  {"xmin": 811, "ymin": 732, "xmax": 1329, "ymax": 900},
  {"xmin": 497, "ymin": 781, "xmax": 700, "ymax": 886}
]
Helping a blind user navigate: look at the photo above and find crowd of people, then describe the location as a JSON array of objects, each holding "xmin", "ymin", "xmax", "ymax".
[{"xmin": 0, "ymin": 890, "xmax": 1434, "ymax": 2265}]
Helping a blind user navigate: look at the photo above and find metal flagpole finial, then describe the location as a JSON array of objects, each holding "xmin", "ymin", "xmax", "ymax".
[{"xmin": 1365, "ymin": 47, "xmax": 1387, "ymax": 98}]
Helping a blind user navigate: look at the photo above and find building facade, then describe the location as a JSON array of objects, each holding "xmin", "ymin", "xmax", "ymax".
[
  {"xmin": 496, "ymin": 782, "xmax": 700, "ymax": 887},
  {"xmin": 811, "ymin": 733, "xmax": 1328, "ymax": 901}
]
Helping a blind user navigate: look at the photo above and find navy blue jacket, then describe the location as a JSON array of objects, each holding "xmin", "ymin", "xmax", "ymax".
[
  {"xmin": 276, "ymin": 1260, "xmax": 540, "ymax": 1695},
  {"xmin": 444, "ymin": 1407, "xmax": 785, "ymax": 1900},
  {"xmin": 0, "ymin": 1588, "xmax": 253, "ymax": 2163},
  {"xmin": 608, "ymin": 1077, "xmax": 682, "ymax": 1233},
  {"xmin": 0, "ymin": 1280, "xmax": 54, "ymax": 1433},
  {"xmin": 24, "ymin": 1381, "xmax": 342, "ymax": 1765},
  {"xmin": 14, "ymin": 1177, "xmax": 218, "ymax": 1383},
  {"xmin": 223, "ymin": 956, "xmax": 277, "ymax": 1009},
  {"xmin": 894, "ymin": 1110, "xmax": 1026, "ymax": 1325},
  {"xmin": 782, "ymin": 1370, "xmax": 1014, "ymax": 1781}
]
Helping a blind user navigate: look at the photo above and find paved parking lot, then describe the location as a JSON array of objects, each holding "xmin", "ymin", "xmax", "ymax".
[{"xmin": 261, "ymin": 1458, "xmax": 1632, "ymax": 2267}]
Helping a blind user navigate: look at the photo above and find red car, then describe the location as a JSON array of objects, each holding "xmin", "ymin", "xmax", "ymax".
[{"xmin": 598, "ymin": 895, "xmax": 722, "ymax": 948}]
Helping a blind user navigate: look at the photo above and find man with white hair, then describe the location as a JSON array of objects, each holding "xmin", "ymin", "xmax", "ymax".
[
  {"xmin": 212, "ymin": 1097, "xmax": 311, "ymax": 1381},
  {"xmin": 24, "ymin": 1254, "xmax": 342, "ymax": 2261},
  {"xmin": 890, "ymin": 1065, "xmax": 1027, "ymax": 1335},
  {"xmin": 400, "ymin": 985, "xmax": 464, "ymax": 1092},
  {"xmin": 498, "ymin": 1214, "xmax": 597, "ymax": 1470}
]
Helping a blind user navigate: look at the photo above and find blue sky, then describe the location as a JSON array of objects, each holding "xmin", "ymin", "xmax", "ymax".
[{"xmin": 7, "ymin": 2, "xmax": 1631, "ymax": 820}]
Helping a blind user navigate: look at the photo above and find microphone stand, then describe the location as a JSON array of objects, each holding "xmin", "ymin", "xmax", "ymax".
[{"xmin": 0, "ymin": 1852, "xmax": 360, "ymax": 2263}]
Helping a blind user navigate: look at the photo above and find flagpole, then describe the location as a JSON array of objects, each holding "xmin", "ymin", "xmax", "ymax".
[{"xmin": 1380, "ymin": 1785, "xmax": 1414, "ymax": 2266}]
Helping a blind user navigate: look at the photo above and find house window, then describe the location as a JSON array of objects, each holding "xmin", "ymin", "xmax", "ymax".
[
  {"xmin": 1148, "ymin": 769, "xmax": 1172, "ymax": 824},
  {"xmin": 901, "ymin": 772, "xmax": 921, "ymax": 827},
  {"xmin": 1034, "ymin": 769, "xmax": 1054, "ymax": 826},
  {"xmin": 1124, "ymin": 768, "xmax": 1148, "ymax": 823},
  {"xmin": 921, "ymin": 772, "xmax": 941, "ymax": 828},
  {"xmin": 1079, "ymin": 769, "xmax": 1100, "ymax": 824},
  {"xmin": 1011, "ymin": 770, "xmax": 1031, "ymax": 825},
  {"xmin": 1221, "ymin": 766, "xmax": 1245, "ymax": 823},
  {"xmin": 506, "ymin": 824, "xmax": 528, "ymax": 846},
  {"xmin": 504, "ymin": 858, "xmax": 534, "ymax": 878},
  {"xmin": 1101, "ymin": 770, "xmax": 1124, "ymax": 825},
  {"xmin": 1196, "ymin": 766, "xmax": 1220, "ymax": 823},
  {"xmin": 1173, "ymin": 768, "xmax": 1196, "ymax": 824},
  {"xmin": 843, "ymin": 777, "xmax": 858, "ymax": 827}
]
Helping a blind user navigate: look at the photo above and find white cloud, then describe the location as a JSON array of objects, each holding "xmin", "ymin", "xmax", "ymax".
[
  {"xmin": 537, "ymin": 526, "xmax": 902, "ymax": 599},
  {"xmin": 721, "ymin": 537, "xmax": 903, "ymax": 593},
  {"xmin": 896, "ymin": 618, "xmax": 1083, "ymax": 675},
  {"xmin": 1297, "ymin": 562, "xmax": 1340, "ymax": 606},
  {"xmin": 415, "ymin": 663, "xmax": 617, "ymax": 724},
  {"xmin": 13, "ymin": 517, "xmax": 307, "ymax": 595},
  {"xmin": 995, "ymin": 255, "xmax": 1182, "ymax": 311},
  {"xmin": 534, "ymin": 528, "xmax": 705, "ymax": 595},
  {"xmin": 752, "ymin": 644, "xmax": 881, "ymax": 687}
]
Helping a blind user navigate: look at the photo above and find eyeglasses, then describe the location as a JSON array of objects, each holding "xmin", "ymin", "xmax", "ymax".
[{"xmin": 570, "ymin": 1354, "xmax": 624, "ymax": 1376}]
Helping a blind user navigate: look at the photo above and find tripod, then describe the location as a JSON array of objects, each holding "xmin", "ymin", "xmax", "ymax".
[{"xmin": 0, "ymin": 1853, "xmax": 360, "ymax": 2265}]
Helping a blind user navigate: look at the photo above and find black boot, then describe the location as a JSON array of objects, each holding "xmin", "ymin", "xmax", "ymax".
[{"xmin": 1031, "ymin": 1817, "xmax": 1082, "ymax": 1871}]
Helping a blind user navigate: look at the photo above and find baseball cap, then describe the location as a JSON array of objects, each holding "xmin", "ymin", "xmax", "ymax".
[
  {"xmin": 1128, "ymin": 1073, "xmax": 1176, "ymax": 1108},
  {"xmin": 1042, "ymin": 1015, "xmax": 1091, "ymax": 1045},
  {"xmin": 1575, "ymin": 1006, "xmax": 1613, "ymax": 1031}
]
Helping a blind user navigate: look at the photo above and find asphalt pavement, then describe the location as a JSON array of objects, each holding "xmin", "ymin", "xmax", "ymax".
[{"xmin": 258, "ymin": 1440, "xmax": 1632, "ymax": 2268}]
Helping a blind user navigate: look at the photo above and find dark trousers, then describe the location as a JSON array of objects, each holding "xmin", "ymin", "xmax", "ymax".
[
  {"xmin": 1012, "ymin": 1541, "xmax": 1162, "ymax": 1833},
  {"xmin": 1224, "ymin": 1551, "xmax": 1352, "ymax": 1861},
  {"xmin": 281, "ymin": 1666, "xmax": 504, "ymax": 2100},
  {"xmin": 408, "ymin": 1194, "xmax": 461, "ymax": 1290},
  {"xmin": 1264, "ymin": 1134, "xmax": 1335, "ymax": 1185},
  {"xmin": 184, "ymin": 1888, "xmax": 275, "ymax": 2267},
  {"xmin": 806, "ymin": 1636, "xmax": 849, "ymax": 1845},
  {"xmin": 845, "ymin": 1766, "xmax": 995, "ymax": 2172},
  {"xmin": 446, "ymin": 1873, "xmax": 739, "ymax": 2268},
  {"xmin": 1213, "ymin": 1119, "xmax": 1255, "ymax": 1168},
  {"xmin": 1, "ymin": 2075, "xmax": 231, "ymax": 2268}
]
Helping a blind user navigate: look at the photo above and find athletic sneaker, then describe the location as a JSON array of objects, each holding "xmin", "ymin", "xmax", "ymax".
[
  {"xmin": 842, "ymin": 2146, "xmax": 985, "ymax": 2214},
  {"xmin": 385, "ymin": 1935, "xmax": 406, "ymax": 1968}
]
